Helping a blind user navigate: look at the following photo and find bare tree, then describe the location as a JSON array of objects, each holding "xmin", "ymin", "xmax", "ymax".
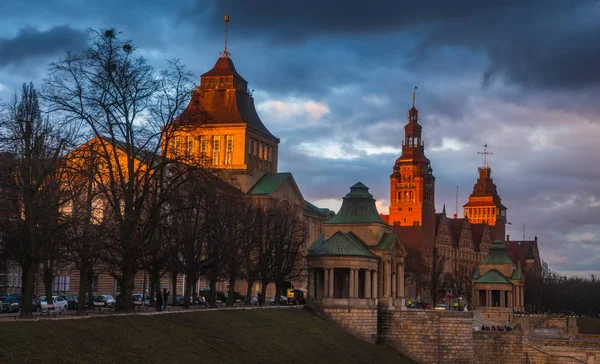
[
  {"xmin": 266, "ymin": 205, "xmax": 307, "ymax": 304},
  {"xmin": 0, "ymin": 83, "xmax": 68, "ymax": 316},
  {"xmin": 45, "ymin": 29, "xmax": 193, "ymax": 310},
  {"xmin": 426, "ymin": 244, "xmax": 446, "ymax": 306}
]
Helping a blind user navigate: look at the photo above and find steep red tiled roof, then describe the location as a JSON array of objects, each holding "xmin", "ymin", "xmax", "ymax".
[
  {"xmin": 380, "ymin": 214, "xmax": 389, "ymax": 224},
  {"xmin": 393, "ymin": 225, "xmax": 424, "ymax": 251},
  {"xmin": 471, "ymin": 224, "xmax": 486, "ymax": 251},
  {"xmin": 506, "ymin": 240, "xmax": 539, "ymax": 266},
  {"xmin": 448, "ymin": 218, "xmax": 465, "ymax": 248}
]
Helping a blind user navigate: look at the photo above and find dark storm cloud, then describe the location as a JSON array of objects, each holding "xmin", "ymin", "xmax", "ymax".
[
  {"xmin": 0, "ymin": 26, "xmax": 87, "ymax": 67},
  {"xmin": 189, "ymin": 0, "xmax": 600, "ymax": 90}
]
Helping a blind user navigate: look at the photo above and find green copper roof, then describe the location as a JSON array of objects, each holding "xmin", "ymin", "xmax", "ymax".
[
  {"xmin": 481, "ymin": 240, "xmax": 515, "ymax": 265},
  {"xmin": 326, "ymin": 182, "xmax": 387, "ymax": 225},
  {"xmin": 304, "ymin": 200, "xmax": 333, "ymax": 218},
  {"xmin": 248, "ymin": 173, "xmax": 292, "ymax": 195},
  {"xmin": 511, "ymin": 268, "xmax": 522, "ymax": 280},
  {"xmin": 376, "ymin": 232, "xmax": 397, "ymax": 251},
  {"xmin": 473, "ymin": 268, "xmax": 480, "ymax": 280},
  {"xmin": 476, "ymin": 269, "xmax": 511, "ymax": 284},
  {"xmin": 308, "ymin": 231, "xmax": 376, "ymax": 258}
]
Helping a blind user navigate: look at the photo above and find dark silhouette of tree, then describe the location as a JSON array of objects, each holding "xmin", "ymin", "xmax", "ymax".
[
  {"xmin": 45, "ymin": 29, "xmax": 193, "ymax": 310},
  {"xmin": 0, "ymin": 83, "xmax": 68, "ymax": 316}
]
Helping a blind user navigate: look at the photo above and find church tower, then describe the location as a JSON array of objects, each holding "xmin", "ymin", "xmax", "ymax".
[
  {"xmin": 389, "ymin": 90, "xmax": 436, "ymax": 233},
  {"xmin": 463, "ymin": 144, "xmax": 507, "ymax": 241}
]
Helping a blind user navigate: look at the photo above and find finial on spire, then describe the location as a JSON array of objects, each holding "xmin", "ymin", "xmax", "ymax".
[
  {"xmin": 477, "ymin": 143, "xmax": 493, "ymax": 169},
  {"xmin": 222, "ymin": 8, "xmax": 230, "ymax": 58},
  {"xmin": 412, "ymin": 86, "xmax": 417, "ymax": 108}
]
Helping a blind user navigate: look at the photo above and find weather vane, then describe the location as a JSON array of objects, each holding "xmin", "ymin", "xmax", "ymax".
[
  {"xmin": 222, "ymin": 8, "xmax": 230, "ymax": 57},
  {"xmin": 478, "ymin": 143, "xmax": 493, "ymax": 169},
  {"xmin": 412, "ymin": 86, "xmax": 417, "ymax": 108}
]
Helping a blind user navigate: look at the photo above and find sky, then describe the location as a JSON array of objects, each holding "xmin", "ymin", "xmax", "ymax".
[{"xmin": 1, "ymin": 0, "xmax": 599, "ymax": 277}]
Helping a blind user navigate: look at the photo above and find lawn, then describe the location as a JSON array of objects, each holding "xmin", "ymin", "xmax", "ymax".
[{"xmin": 0, "ymin": 308, "xmax": 414, "ymax": 364}]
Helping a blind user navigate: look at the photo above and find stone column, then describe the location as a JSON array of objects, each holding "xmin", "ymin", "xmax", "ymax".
[
  {"xmin": 349, "ymin": 269, "xmax": 355, "ymax": 298},
  {"xmin": 365, "ymin": 270, "xmax": 372, "ymax": 299},
  {"xmin": 391, "ymin": 269, "xmax": 396, "ymax": 299},
  {"xmin": 500, "ymin": 290, "xmax": 505, "ymax": 307},
  {"xmin": 384, "ymin": 261, "xmax": 391, "ymax": 298},
  {"xmin": 396, "ymin": 264, "xmax": 404, "ymax": 298},
  {"xmin": 323, "ymin": 269, "xmax": 329, "ymax": 298},
  {"xmin": 329, "ymin": 268, "xmax": 334, "ymax": 299},
  {"xmin": 307, "ymin": 269, "xmax": 312, "ymax": 299},
  {"xmin": 372, "ymin": 270, "xmax": 378, "ymax": 299},
  {"xmin": 354, "ymin": 269, "xmax": 359, "ymax": 298},
  {"xmin": 486, "ymin": 290, "xmax": 491, "ymax": 307},
  {"xmin": 520, "ymin": 286, "xmax": 524, "ymax": 309}
]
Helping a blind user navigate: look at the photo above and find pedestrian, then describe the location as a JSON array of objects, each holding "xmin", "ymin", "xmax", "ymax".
[
  {"xmin": 156, "ymin": 291, "xmax": 163, "ymax": 312},
  {"xmin": 258, "ymin": 292, "xmax": 263, "ymax": 306},
  {"xmin": 163, "ymin": 288, "xmax": 169, "ymax": 311}
]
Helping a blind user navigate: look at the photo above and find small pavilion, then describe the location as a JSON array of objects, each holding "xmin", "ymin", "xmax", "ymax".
[
  {"xmin": 307, "ymin": 182, "xmax": 406, "ymax": 309},
  {"xmin": 472, "ymin": 240, "xmax": 524, "ymax": 322}
]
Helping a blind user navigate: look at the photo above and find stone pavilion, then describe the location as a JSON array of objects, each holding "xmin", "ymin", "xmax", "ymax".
[{"xmin": 472, "ymin": 240, "xmax": 524, "ymax": 323}]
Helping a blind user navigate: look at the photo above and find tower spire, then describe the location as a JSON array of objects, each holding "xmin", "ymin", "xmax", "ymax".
[
  {"xmin": 478, "ymin": 143, "xmax": 493, "ymax": 169},
  {"xmin": 412, "ymin": 86, "xmax": 417, "ymax": 108},
  {"xmin": 222, "ymin": 8, "xmax": 230, "ymax": 58}
]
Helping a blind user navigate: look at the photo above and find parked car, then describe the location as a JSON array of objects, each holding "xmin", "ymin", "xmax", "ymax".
[
  {"xmin": 269, "ymin": 296, "xmax": 288, "ymax": 305},
  {"xmin": 132, "ymin": 294, "xmax": 151, "ymax": 306},
  {"xmin": 434, "ymin": 303, "xmax": 447, "ymax": 311},
  {"xmin": 175, "ymin": 295, "xmax": 186, "ymax": 306},
  {"xmin": 93, "ymin": 295, "xmax": 115, "ymax": 308},
  {"xmin": 40, "ymin": 296, "xmax": 69, "ymax": 312},
  {"xmin": 61, "ymin": 295, "xmax": 78, "ymax": 310},
  {"xmin": 1, "ymin": 294, "xmax": 42, "ymax": 313},
  {"xmin": 102, "ymin": 295, "xmax": 116, "ymax": 308}
]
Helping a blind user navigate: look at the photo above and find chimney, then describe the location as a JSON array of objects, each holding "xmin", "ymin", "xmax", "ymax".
[
  {"xmin": 453, "ymin": 213, "xmax": 457, "ymax": 219},
  {"xmin": 506, "ymin": 234, "xmax": 510, "ymax": 242}
]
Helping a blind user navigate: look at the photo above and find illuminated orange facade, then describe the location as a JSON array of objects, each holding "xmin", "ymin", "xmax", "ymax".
[
  {"xmin": 165, "ymin": 55, "xmax": 279, "ymax": 193},
  {"xmin": 388, "ymin": 104, "xmax": 436, "ymax": 235},
  {"xmin": 463, "ymin": 165, "xmax": 507, "ymax": 242}
]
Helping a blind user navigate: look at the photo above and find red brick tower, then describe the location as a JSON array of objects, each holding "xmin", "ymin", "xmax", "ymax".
[{"xmin": 389, "ymin": 90, "xmax": 436, "ymax": 246}]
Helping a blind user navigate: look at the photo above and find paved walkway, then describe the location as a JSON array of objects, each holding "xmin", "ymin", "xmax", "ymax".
[{"xmin": 0, "ymin": 304, "xmax": 303, "ymax": 323}]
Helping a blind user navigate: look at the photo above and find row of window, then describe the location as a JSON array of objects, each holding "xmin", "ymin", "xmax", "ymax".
[
  {"xmin": 173, "ymin": 135, "xmax": 235, "ymax": 166},
  {"xmin": 248, "ymin": 137, "xmax": 273, "ymax": 163},
  {"xmin": 464, "ymin": 207, "xmax": 497, "ymax": 217}
]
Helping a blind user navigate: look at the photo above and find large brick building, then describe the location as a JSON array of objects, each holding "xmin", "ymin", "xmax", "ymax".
[{"xmin": 381, "ymin": 94, "xmax": 540, "ymax": 305}]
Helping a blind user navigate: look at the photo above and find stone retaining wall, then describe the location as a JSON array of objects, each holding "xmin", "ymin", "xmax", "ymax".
[
  {"xmin": 379, "ymin": 310, "xmax": 473, "ymax": 364},
  {"xmin": 308, "ymin": 305, "xmax": 378, "ymax": 343}
]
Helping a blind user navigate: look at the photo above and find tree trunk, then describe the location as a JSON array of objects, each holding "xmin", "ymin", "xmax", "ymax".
[
  {"xmin": 77, "ymin": 267, "xmax": 87, "ymax": 314},
  {"xmin": 171, "ymin": 272, "xmax": 178, "ymax": 306},
  {"xmin": 43, "ymin": 260, "xmax": 54, "ymax": 308},
  {"xmin": 87, "ymin": 271, "xmax": 94, "ymax": 311},
  {"xmin": 209, "ymin": 278, "xmax": 217, "ymax": 306},
  {"xmin": 261, "ymin": 279, "xmax": 269, "ymax": 306},
  {"xmin": 245, "ymin": 279, "xmax": 254, "ymax": 304},
  {"xmin": 274, "ymin": 281, "xmax": 281, "ymax": 304},
  {"xmin": 21, "ymin": 260, "xmax": 38, "ymax": 317},
  {"xmin": 184, "ymin": 276, "xmax": 192, "ymax": 308},
  {"xmin": 192, "ymin": 278, "xmax": 198, "ymax": 305},
  {"xmin": 117, "ymin": 264, "xmax": 135, "ymax": 311},
  {"xmin": 227, "ymin": 276, "xmax": 236, "ymax": 307}
]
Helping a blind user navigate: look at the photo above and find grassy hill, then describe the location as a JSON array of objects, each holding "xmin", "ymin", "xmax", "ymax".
[{"xmin": 0, "ymin": 308, "xmax": 414, "ymax": 364}]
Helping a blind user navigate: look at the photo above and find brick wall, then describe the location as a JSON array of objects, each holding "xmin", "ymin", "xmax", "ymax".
[{"xmin": 379, "ymin": 310, "xmax": 473, "ymax": 364}]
